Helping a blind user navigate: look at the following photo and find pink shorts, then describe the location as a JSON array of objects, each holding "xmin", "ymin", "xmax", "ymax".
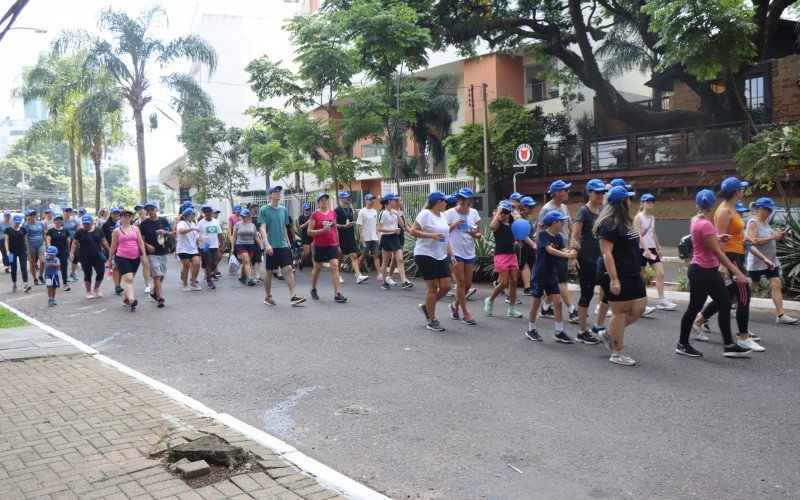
[{"xmin": 494, "ymin": 253, "xmax": 519, "ymax": 273}]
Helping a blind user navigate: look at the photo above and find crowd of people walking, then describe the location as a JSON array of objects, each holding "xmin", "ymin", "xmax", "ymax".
[{"xmin": 2, "ymin": 175, "xmax": 796, "ymax": 366}]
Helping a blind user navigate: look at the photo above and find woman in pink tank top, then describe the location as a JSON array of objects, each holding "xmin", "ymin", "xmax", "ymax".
[{"xmin": 108, "ymin": 208, "xmax": 148, "ymax": 311}]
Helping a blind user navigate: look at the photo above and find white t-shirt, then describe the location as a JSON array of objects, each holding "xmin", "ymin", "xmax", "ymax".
[
  {"xmin": 636, "ymin": 213, "xmax": 656, "ymax": 248},
  {"xmin": 356, "ymin": 208, "xmax": 379, "ymax": 241},
  {"xmin": 413, "ymin": 209, "xmax": 449, "ymax": 260},
  {"xmin": 537, "ymin": 200, "xmax": 571, "ymax": 242},
  {"xmin": 445, "ymin": 207, "xmax": 480, "ymax": 259},
  {"xmin": 198, "ymin": 218, "xmax": 223, "ymax": 249},
  {"xmin": 176, "ymin": 220, "xmax": 199, "ymax": 254},
  {"xmin": 378, "ymin": 209, "xmax": 399, "ymax": 234}
]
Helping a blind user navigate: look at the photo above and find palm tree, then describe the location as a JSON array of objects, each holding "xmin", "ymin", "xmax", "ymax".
[
  {"xmin": 405, "ymin": 73, "xmax": 459, "ymax": 175},
  {"xmin": 53, "ymin": 4, "xmax": 217, "ymax": 203}
]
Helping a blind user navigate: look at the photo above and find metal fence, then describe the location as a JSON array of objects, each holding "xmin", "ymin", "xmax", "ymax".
[
  {"xmin": 237, "ymin": 190, "xmax": 367, "ymax": 221},
  {"xmin": 381, "ymin": 176, "xmax": 476, "ymax": 221}
]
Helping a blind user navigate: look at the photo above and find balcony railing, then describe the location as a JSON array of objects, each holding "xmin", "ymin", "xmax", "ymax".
[{"xmin": 525, "ymin": 82, "xmax": 559, "ymax": 104}]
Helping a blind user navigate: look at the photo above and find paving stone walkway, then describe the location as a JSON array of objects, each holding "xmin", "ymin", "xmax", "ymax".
[{"xmin": 0, "ymin": 331, "xmax": 347, "ymax": 499}]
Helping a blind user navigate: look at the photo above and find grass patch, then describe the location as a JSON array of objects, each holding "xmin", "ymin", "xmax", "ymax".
[{"xmin": 0, "ymin": 307, "xmax": 28, "ymax": 329}]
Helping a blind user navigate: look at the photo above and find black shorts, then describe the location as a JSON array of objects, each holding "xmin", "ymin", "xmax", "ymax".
[
  {"xmin": 178, "ymin": 252, "xmax": 199, "ymax": 261},
  {"xmin": 519, "ymin": 245, "xmax": 536, "ymax": 269},
  {"xmin": 640, "ymin": 247, "xmax": 661, "ymax": 267},
  {"xmin": 380, "ymin": 234, "xmax": 402, "ymax": 252},
  {"xmin": 598, "ymin": 272, "xmax": 647, "ymax": 302},
  {"xmin": 301, "ymin": 234, "xmax": 313, "ymax": 245},
  {"xmin": 252, "ymin": 246, "xmax": 263, "ymax": 263},
  {"xmin": 531, "ymin": 279, "xmax": 559, "ymax": 298},
  {"xmin": 313, "ymin": 245, "xmax": 339, "ymax": 263},
  {"xmin": 556, "ymin": 257, "xmax": 569, "ymax": 283},
  {"xmin": 749, "ymin": 266, "xmax": 780, "ymax": 282},
  {"xmin": 340, "ymin": 237, "xmax": 359, "ymax": 256},
  {"xmin": 265, "ymin": 247, "xmax": 293, "ymax": 270},
  {"xmin": 398, "ymin": 231, "xmax": 405, "ymax": 246},
  {"xmin": 414, "ymin": 254, "xmax": 451, "ymax": 281},
  {"xmin": 115, "ymin": 256, "xmax": 141, "ymax": 275},
  {"xmin": 201, "ymin": 248, "xmax": 220, "ymax": 269}
]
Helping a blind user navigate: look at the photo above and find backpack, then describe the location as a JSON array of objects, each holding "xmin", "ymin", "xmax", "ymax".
[{"xmin": 678, "ymin": 234, "xmax": 693, "ymax": 260}]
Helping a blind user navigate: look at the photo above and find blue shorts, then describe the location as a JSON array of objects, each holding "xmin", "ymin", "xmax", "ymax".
[
  {"xmin": 454, "ymin": 255, "xmax": 476, "ymax": 265},
  {"xmin": 531, "ymin": 280, "xmax": 559, "ymax": 298},
  {"xmin": 45, "ymin": 274, "xmax": 60, "ymax": 289}
]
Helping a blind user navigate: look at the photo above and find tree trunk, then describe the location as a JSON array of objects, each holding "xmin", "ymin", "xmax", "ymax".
[
  {"xmin": 92, "ymin": 134, "xmax": 103, "ymax": 211},
  {"xmin": 294, "ymin": 170, "xmax": 301, "ymax": 192},
  {"xmin": 133, "ymin": 105, "xmax": 148, "ymax": 204},
  {"xmin": 76, "ymin": 149, "xmax": 84, "ymax": 207},
  {"xmin": 416, "ymin": 138, "xmax": 427, "ymax": 176},
  {"xmin": 68, "ymin": 144, "xmax": 77, "ymax": 208}
]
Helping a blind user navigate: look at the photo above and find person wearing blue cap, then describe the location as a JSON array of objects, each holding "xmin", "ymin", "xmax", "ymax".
[
  {"xmin": 96, "ymin": 208, "xmax": 109, "ymax": 227},
  {"xmin": 61, "ymin": 207, "xmax": 79, "ymax": 281},
  {"xmin": 634, "ymin": 193, "xmax": 676, "ymax": 313},
  {"xmin": 176, "ymin": 208, "xmax": 202, "ymax": 291},
  {"xmin": 516, "ymin": 196, "xmax": 537, "ymax": 297},
  {"xmin": 256, "ymin": 186, "xmax": 305, "ymax": 306},
  {"xmin": 307, "ymin": 193, "xmax": 347, "ymax": 302},
  {"xmin": 140, "ymin": 201, "xmax": 173, "ymax": 306},
  {"xmin": 43, "ymin": 246, "xmax": 61, "ymax": 306},
  {"xmin": 485, "ymin": 201, "xmax": 524, "ymax": 319},
  {"xmin": 675, "ymin": 189, "xmax": 753, "ymax": 358},
  {"xmin": 100, "ymin": 207, "xmax": 123, "ymax": 294},
  {"xmin": 70, "ymin": 214, "xmax": 111, "ymax": 299},
  {"xmin": 45, "ymin": 213, "xmax": 72, "ymax": 292},
  {"xmin": 377, "ymin": 193, "xmax": 411, "ymax": 290},
  {"xmin": 297, "ymin": 202, "xmax": 314, "ymax": 270},
  {"xmin": 508, "ymin": 192, "xmax": 523, "ymax": 217},
  {"xmin": 4, "ymin": 214, "xmax": 31, "ymax": 292},
  {"xmin": 0, "ymin": 211, "xmax": 11, "ymax": 272},
  {"xmin": 537, "ymin": 179, "xmax": 578, "ymax": 323},
  {"xmin": 197, "ymin": 204, "xmax": 222, "ymax": 291},
  {"xmin": 228, "ymin": 203, "xmax": 242, "ymax": 246},
  {"xmin": 593, "ymin": 185, "xmax": 646, "ymax": 365},
  {"xmin": 609, "ymin": 178, "xmax": 631, "ymax": 190},
  {"xmin": 42, "ymin": 208, "xmax": 55, "ymax": 231},
  {"xmin": 22, "ymin": 209, "xmax": 46, "ymax": 286},
  {"xmin": 746, "ymin": 197, "xmax": 795, "ymax": 325},
  {"xmin": 108, "ymin": 207, "xmax": 149, "ymax": 311},
  {"xmin": 692, "ymin": 176, "xmax": 765, "ymax": 352},
  {"xmin": 356, "ymin": 194, "xmax": 380, "ymax": 279},
  {"xmin": 569, "ymin": 178, "xmax": 608, "ymax": 344},
  {"xmin": 444, "ymin": 187, "xmax": 481, "ymax": 325},
  {"xmin": 335, "ymin": 191, "xmax": 368, "ymax": 284}
]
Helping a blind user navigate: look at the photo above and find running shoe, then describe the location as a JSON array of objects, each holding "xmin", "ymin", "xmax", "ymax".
[
  {"xmin": 461, "ymin": 313, "xmax": 476, "ymax": 326},
  {"xmin": 738, "ymin": 338, "xmax": 765, "ymax": 352},
  {"xmin": 246, "ymin": 279, "xmax": 255, "ymax": 287},
  {"xmin": 777, "ymin": 314, "xmax": 798, "ymax": 324},
  {"xmin": 238, "ymin": 277, "xmax": 247, "ymax": 284},
  {"xmin": 257, "ymin": 276, "xmax": 266, "ymax": 283},
  {"xmin": 129, "ymin": 299, "xmax": 138, "ymax": 312},
  {"xmin": 149, "ymin": 292, "xmax": 158, "ymax": 301},
  {"xmin": 123, "ymin": 298, "xmax": 130, "ymax": 307},
  {"xmin": 357, "ymin": 275, "xmax": 369, "ymax": 284},
  {"xmin": 86, "ymin": 292, "xmax": 94, "ymax": 299},
  {"xmin": 48, "ymin": 298, "xmax": 54, "ymax": 306},
  {"xmin": 522, "ymin": 287, "xmax": 531, "ymax": 295},
  {"xmin": 747, "ymin": 331, "xmax": 761, "ymax": 341},
  {"xmin": 595, "ymin": 304, "xmax": 612, "ymax": 317},
  {"xmin": 23, "ymin": 285, "xmax": 31, "ymax": 293},
  {"xmin": 504, "ymin": 297, "xmax": 522, "ymax": 305},
  {"xmin": 387, "ymin": 277, "xmax": 397, "ymax": 285},
  {"xmin": 540, "ymin": 306, "xmax": 554, "ymax": 319},
  {"xmin": 675, "ymin": 343, "xmax": 703, "ymax": 357},
  {"xmin": 214, "ymin": 271, "xmax": 222, "ymax": 278},
  {"xmin": 69, "ymin": 273, "xmax": 77, "ymax": 281},
  {"xmin": 401, "ymin": 281, "xmax": 413, "ymax": 289},
  {"xmin": 554, "ymin": 331, "xmax": 575, "ymax": 344},
  {"xmin": 144, "ymin": 286, "xmax": 151, "ymax": 294},
  {"xmin": 63, "ymin": 286, "xmax": 71, "ymax": 291},
  {"xmin": 609, "ymin": 353, "xmax": 636, "ymax": 366},
  {"xmin": 724, "ymin": 344, "xmax": 752, "ymax": 357},
  {"xmin": 657, "ymin": 299, "xmax": 678, "ymax": 310},
  {"xmin": 418, "ymin": 303, "xmax": 429, "ymax": 321},
  {"xmin": 465, "ymin": 287, "xmax": 477, "ymax": 299},
  {"xmin": 334, "ymin": 293, "xmax": 347, "ymax": 303},
  {"xmin": 207, "ymin": 282, "xmax": 216, "ymax": 289},
  {"xmin": 290, "ymin": 295, "xmax": 307, "ymax": 306},
  {"xmin": 591, "ymin": 324, "xmax": 607, "ymax": 335},
  {"xmin": 33, "ymin": 277, "xmax": 39, "ymax": 285},
  {"xmin": 507, "ymin": 307, "xmax": 523, "ymax": 318},
  {"xmin": 310, "ymin": 289, "xmax": 319, "ymax": 300},
  {"xmin": 4, "ymin": 266, "xmax": 8, "ymax": 273},
  {"xmin": 449, "ymin": 302, "xmax": 460, "ymax": 320},
  {"xmin": 426, "ymin": 320, "xmax": 445, "ymax": 332},
  {"xmin": 157, "ymin": 297, "xmax": 165, "ymax": 308},
  {"xmin": 568, "ymin": 308, "xmax": 579, "ymax": 324},
  {"xmin": 211, "ymin": 274, "xmax": 219, "ymax": 281},
  {"xmin": 597, "ymin": 331, "xmax": 614, "ymax": 352},
  {"xmin": 446, "ymin": 289, "xmax": 455, "ymax": 298},
  {"xmin": 484, "ymin": 297, "xmax": 494, "ymax": 316},
  {"xmin": 643, "ymin": 306, "xmax": 656, "ymax": 316},
  {"xmin": 263, "ymin": 295, "xmax": 277, "ymax": 306},
  {"xmin": 380, "ymin": 282, "xmax": 391, "ymax": 290},
  {"xmin": 191, "ymin": 282, "xmax": 203, "ymax": 291},
  {"xmin": 575, "ymin": 331, "xmax": 600, "ymax": 345},
  {"xmin": 11, "ymin": 285, "xmax": 17, "ymax": 293},
  {"xmin": 93, "ymin": 289, "xmax": 102, "ymax": 298},
  {"xmin": 182, "ymin": 284, "xmax": 190, "ymax": 292},
  {"xmin": 691, "ymin": 323, "xmax": 710, "ymax": 341},
  {"xmin": 115, "ymin": 285, "xmax": 124, "ymax": 295},
  {"xmin": 272, "ymin": 271, "xmax": 279, "ymax": 279},
  {"xmin": 526, "ymin": 328, "xmax": 542, "ymax": 341}
]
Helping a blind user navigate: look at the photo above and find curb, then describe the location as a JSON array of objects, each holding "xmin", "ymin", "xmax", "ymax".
[{"xmin": 0, "ymin": 300, "xmax": 389, "ymax": 500}]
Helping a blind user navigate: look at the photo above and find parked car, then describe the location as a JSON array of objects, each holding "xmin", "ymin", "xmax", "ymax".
[{"xmin": 767, "ymin": 206, "xmax": 800, "ymax": 227}]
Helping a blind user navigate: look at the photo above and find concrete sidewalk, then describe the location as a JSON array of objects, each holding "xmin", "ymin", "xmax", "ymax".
[{"xmin": 0, "ymin": 315, "xmax": 360, "ymax": 499}]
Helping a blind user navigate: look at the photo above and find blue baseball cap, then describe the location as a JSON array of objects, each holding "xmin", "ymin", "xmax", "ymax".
[
  {"xmin": 81, "ymin": 215, "xmax": 93, "ymax": 224},
  {"xmin": 338, "ymin": 191, "xmax": 351, "ymax": 199},
  {"xmin": 240, "ymin": 208, "xmax": 251, "ymax": 217},
  {"xmin": 383, "ymin": 193, "xmax": 399, "ymax": 201},
  {"xmin": 44, "ymin": 208, "xmax": 53, "ymax": 214},
  {"xmin": 640, "ymin": 193, "xmax": 656, "ymax": 202},
  {"xmin": 585, "ymin": 179, "xmax": 607, "ymax": 192},
  {"xmin": 548, "ymin": 180, "xmax": 572, "ymax": 194},
  {"xmin": 213, "ymin": 207, "xmax": 220, "ymax": 213},
  {"xmin": 610, "ymin": 178, "xmax": 631, "ymax": 189},
  {"xmin": 181, "ymin": 201, "xmax": 194, "ymax": 210},
  {"xmin": 316, "ymin": 193, "xmax": 330, "ymax": 202},
  {"xmin": 62, "ymin": 206, "xmax": 74, "ymax": 212},
  {"xmin": 200, "ymin": 204, "xmax": 213, "ymax": 212},
  {"xmin": 24, "ymin": 209, "xmax": 35, "ymax": 216},
  {"xmin": 695, "ymin": 189, "xmax": 716, "ymax": 210},
  {"xmin": 446, "ymin": 194, "xmax": 458, "ymax": 204},
  {"xmin": 363, "ymin": 194, "xmax": 375, "ymax": 201},
  {"xmin": 134, "ymin": 204, "xmax": 144, "ymax": 211},
  {"xmin": 734, "ymin": 201, "xmax": 749, "ymax": 213},
  {"xmin": 233, "ymin": 204, "xmax": 242, "ymax": 212},
  {"xmin": 268, "ymin": 185, "xmax": 283, "ymax": 194},
  {"xmin": 144, "ymin": 200, "xmax": 158, "ymax": 209},
  {"xmin": 520, "ymin": 196, "xmax": 536, "ymax": 207},
  {"xmin": 2, "ymin": 211, "xmax": 9, "ymax": 216},
  {"xmin": 607, "ymin": 185, "xmax": 636, "ymax": 204},
  {"xmin": 498, "ymin": 200, "xmax": 513, "ymax": 212},
  {"xmin": 457, "ymin": 187, "xmax": 474, "ymax": 199},
  {"xmin": 542, "ymin": 210, "xmax": 570, "ymax": 225},
  {"xmin": 509, "ymin": 192, "xmax": 523, "ymax": 201},
  {"xmin": 54, "ymin": 214, "xmax": 63, "ymax": 220},
  {"xmin": 427, "ymin": 190, "xmax": 446, "ymax": 203},
  {"xmin": 302, "ymin": 202, "xmax": 312, "ymax": 210},
  {"xmin": 754, "ymin": 197, "xmax": 779, "ymax": 212},
  {"xmin": 12, "ymin": 215, "xmax": 22, "ymax": 223},
  {"xmin": 46, "ymin": 246, "xmax": 58, "ymax": 255},
  {"xmin": 110, "ymin": 206, "xmax": 121, "ymax": 214},
  {"xmin": 182, "ymin": 208, "xmax": 196, "ymax": 218},
  {"xmin": 78, "ymin": 206, "xmax": 86, "ymax": 213},
  {"xmin": 721, "ymin": 176, "xmax": 749, "ymax": 194}
]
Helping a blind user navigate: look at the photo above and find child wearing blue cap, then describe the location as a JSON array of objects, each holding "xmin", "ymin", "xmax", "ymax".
[
  {"xmin": 297, "ymin": 202, "xmax": 314, "ymax": 270},
  {"xmin": 44, "ymin": 246, "xmax": 61, "ymax": 306},
  {"xmin": 485, "ymin": 201, "xmax": 524, "ymax": 319}
]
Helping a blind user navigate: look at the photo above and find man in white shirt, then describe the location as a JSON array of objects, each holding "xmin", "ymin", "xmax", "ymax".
[
  {"xmin": 198, "ymin": 204, "xmax": 223, "ymax": 289},
  {"xmin": 356, "ymin": 194, "xmax": 380, "ymax": 278}
]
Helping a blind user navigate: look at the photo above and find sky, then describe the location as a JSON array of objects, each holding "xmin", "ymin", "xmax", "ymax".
[{"xmin": 0, "ymin": 0, "xmax": 202, "ymax": 186}]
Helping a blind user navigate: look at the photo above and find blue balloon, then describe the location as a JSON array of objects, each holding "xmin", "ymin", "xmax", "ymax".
[{"xmin": 511, "ymin": 219, "xmax": 531, "ymax": 240}]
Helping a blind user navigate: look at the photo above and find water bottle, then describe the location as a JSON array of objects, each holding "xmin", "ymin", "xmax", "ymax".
[
  {"xmin": 7, "ymin": 253, "xmax": 13, "ymax": 264},
  {"xmin": 203, "ymin": 242, "xmax": 210, "ymax": 252}
]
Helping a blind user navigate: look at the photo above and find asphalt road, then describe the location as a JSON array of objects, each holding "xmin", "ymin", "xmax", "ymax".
[{"xmin": 3, "ymin": 261, "xmax": 799, "ymax": 499}]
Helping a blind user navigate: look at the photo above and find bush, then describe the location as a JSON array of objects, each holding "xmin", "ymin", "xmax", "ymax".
[{"xmin": 778, "ymin": 214, "xmax": 800, "ymax": 299}]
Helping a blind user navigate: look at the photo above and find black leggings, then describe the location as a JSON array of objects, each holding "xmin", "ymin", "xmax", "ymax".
[
  {"xmin": 680, "ymin": 264, "xmax": 734, "ymax": 345},
  {"xmin": 577, "ymin": 256, "xmax": 602, "ymax": 308},
  {"xmin": 57, "ymin": 249, "xmax": 69, "ymax": 284},
  {"xmin": 9, "ymin": 253, "xmax": 28, "ymax": 283},
  {"xmin": 1, "ymin": 245, "xmax": 8, "ymax": 267},
  {"xmin": 700, "ymin": 252, "xmax": 750, "ymax": 334},
  {"xmin": 80, "ymin": 256, "xmax": 105, "ymax": 285}
]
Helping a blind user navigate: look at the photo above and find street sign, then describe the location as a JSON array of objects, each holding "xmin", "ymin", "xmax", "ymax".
[{"xmin": 514, "ymin": 144, "xmax": 534, "ymax": 166}]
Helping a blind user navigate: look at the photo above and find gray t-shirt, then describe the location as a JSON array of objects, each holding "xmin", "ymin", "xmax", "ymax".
[
  {"xmin": 746, "ymin": 218, "xmax": 776, "ymax": 271},
  {"xmin": 537, "ymin": 200, "xmax": 571, "ymax": 243},
  {"xmin": 234, "ymin": 221, "xmax": 257, "ymax": 245}
]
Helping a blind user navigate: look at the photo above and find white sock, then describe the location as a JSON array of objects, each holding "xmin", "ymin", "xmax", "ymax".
[
  {"xmin": 528, "ymin": 322, "xmax": 536, "ymax": 330},
  {"xmin": 555, "ymin": 322, "xmax": 564, "ymax": 331},
  {"xmin": 569, "ymin": 305, "xmax": 576, "ymax": 313}
]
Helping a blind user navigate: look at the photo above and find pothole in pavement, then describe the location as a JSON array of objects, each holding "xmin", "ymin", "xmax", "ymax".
[{"xmin": 334, "ymin": 404, "xmax": 377, "ymax": 416}]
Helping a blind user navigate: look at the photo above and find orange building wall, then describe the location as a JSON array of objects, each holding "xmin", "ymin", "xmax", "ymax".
[{"xmin": 462, "ymin": 54, "xmax": 525, "ymax": 121}]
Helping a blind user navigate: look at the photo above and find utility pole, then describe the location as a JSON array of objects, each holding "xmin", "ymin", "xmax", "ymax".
[
  {"xmin": 481, "ymin": 83, "xmax": 490, "ymax": 201},
  {"xmin": 468, "ymin": 84, "xmax": 475, "ymax": 124}
]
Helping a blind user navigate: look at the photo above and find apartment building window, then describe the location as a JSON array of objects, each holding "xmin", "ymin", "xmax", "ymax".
[
  {"xmin": 525, "ymin": 65, "xmax": 558, "ymax": 104},
  {"xmin": 744, "ymin": 75, "xmax": 765, "ymax": 109},
  {"xmin": 361, "ymin": 143, "xmax": 388, "ymax": 158}
]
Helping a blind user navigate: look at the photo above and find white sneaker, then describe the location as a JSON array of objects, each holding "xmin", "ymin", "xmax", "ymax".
[
  {"xmin": 691, "ymin": 323, "xmax": 710, "ymax": 341},
  {"xmin": 387, "ymin": 277, "xmax": 397, "ymax": 285},
  {"xmin": 656, "ymin": 299, "xmax": 677, "ymax": 310},
  {"xmin": 339, "ymin": 276, "xmax": 344, "ymax": 284},
  {"xmin": 356, "ymin": 275, "xmax": 369, "ymax": 284},
  {"xmin": 594, "ymin": 304, "xmax": 612, "ymax": 317},
  {"xmin": 738, "ymin": 337, "xmax": 765, "ymax": 352},
  {"xmin": 182, "ymin": 284, "xmax": 191, "ymax": 292},
  {"xmin": 144, "ymin": 286, "xmax": 151, "ymax": 294},
  {"xmin": 777, "ymin": 314, "xmax": 798, "ymax": 324},
  {"xmin": 190, "ymin": 283, "xmax": 202, "ymax": 291},
  {"xmin": 643, "ymin": 306, "xmax": 656, "ymax": 316}
]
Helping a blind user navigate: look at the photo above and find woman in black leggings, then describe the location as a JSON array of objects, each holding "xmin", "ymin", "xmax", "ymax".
[
  {"xmin": 45, "ymin": 215, "xmax": 72, "ymax": 291},
  {"xmin": 4, "ymin": 215, "xmax": 30, "ymax": 292},
  {"xmin": 676, "ymin": 189, "xmax": 752, "ymax": 358},
  {"xmin": 70, "ymin": 215, "xmax": 111, "ymax": 299}
]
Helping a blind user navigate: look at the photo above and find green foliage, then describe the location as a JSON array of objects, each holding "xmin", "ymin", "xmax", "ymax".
[
  {"xmin": 444, "ymin": 123, "xmax": 484, "ymax": 179},
  {"xmin": 147, "ymin": 184, "xmax": 167, "ymax": 208},
  {"xmin": 104, "ymin": 164, "xmax": 130, "ymax": 200},
  {"xmin": 110, "ymin": 185, "xmax": 139, "ymax": 208},
  {"xmin": 0, "ymin": 140, "xmax": 70, "ymax": 193},
  {"xmin": 675, "ymin": 267, "xmax": 690, "ymax": 292},
  {"xmin": 734, "ymin": 124, "xmax": 800, "ymax": 207},
  {"xmin": 779, "ymin": 214, "xmax": 800, "ymax": 298},
  {"xmin": 644, "ymin": 0, "xmax": 756, "ymax": 81}
]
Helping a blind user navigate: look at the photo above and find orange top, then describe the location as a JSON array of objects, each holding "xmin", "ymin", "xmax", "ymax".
[{"xmin": 716, "ymin": 206, "xmax": 745, "ymax": 254}]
